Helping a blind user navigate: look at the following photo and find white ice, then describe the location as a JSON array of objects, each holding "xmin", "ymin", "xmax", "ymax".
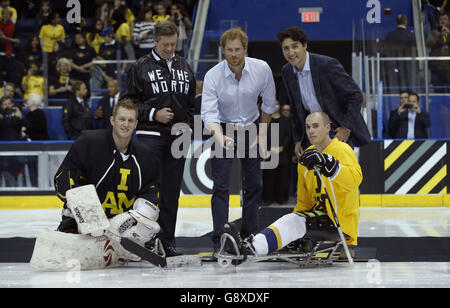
[{"xmin": 1, "ymin": 207, "xmax": 449, "ymax": 288}]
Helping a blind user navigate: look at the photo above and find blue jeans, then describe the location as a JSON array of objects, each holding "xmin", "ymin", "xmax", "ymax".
[{"xmin": 210, "ymin": 125, "xmax": 262, "ymax": 249}]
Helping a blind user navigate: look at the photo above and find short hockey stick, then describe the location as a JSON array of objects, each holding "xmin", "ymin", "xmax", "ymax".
[{"xmin": 314, "ymin": 167, "xmax": 354, "ymax": 265}]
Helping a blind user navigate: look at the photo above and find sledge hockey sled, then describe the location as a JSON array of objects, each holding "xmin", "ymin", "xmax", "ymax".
[{"xmin": 214, "ymin": 228, "xmax": 351, "ymax": 268}]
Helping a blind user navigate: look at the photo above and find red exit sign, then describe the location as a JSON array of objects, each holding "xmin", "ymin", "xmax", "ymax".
[
  {"xmin": 302, "ymin": 11, "xmax": 320, "ymax": 22},
  {"xmin": 299, "ymin": 7, "xmax": 323, "ymax": 23}
]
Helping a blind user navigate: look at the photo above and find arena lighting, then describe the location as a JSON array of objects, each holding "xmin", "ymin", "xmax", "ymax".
[{"xmin": 298, "ymin": 7, "xmax": 323, "ymax": 23}]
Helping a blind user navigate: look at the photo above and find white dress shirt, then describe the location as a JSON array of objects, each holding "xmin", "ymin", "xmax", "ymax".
[
  {"xmin": 201, "ymin": 57, "xmax": 276, "ymax": 126},
  {"xmin": 110, "ymin": 92, "xmax": 120, "ymax": 109}
]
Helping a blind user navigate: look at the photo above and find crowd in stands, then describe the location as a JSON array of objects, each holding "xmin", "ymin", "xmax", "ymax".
[
  {"xmin": 0, "ymin": 0, "xmax": 194, "ymax": 141},
  {"xmin": 0, "ymin": 0, "xmax": 448, "ymax": 143},
  {"xmin": 380, "ymin": 1, "xmax": 449, "ymax": 94}
]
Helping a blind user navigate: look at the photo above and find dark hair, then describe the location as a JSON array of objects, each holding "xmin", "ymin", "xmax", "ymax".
[
  {"xmin": 45, "ymin": 11, "xmax": 60, "ymax": 25},
  {"xmin": 440, "ymin": 11, "xmax": 450, "ymax": 18},
  {"xmin": 277, "ymin": 26, "xmax": 307, "ymax": 46},
  {"xmin": 399, "ymin": 90, "xmax": 410, "ymax": 96},
  {"xmin": 408, "ymin": 92, "xmax": 419, "ymax": 101},
  {"xmin": 138, "ymin": 6, "xmax": 153, "ymax": 22},
  {"xmin": 0, "ymin": 96, "xmax": 13, "ymax": 105},
  {"xmin": 111, "ymin": 9, "xmax": 126, "ymax": 31},
  {"xmin": 87, "ymin": 19, "xmax": 104, "ymax": 42},
  {"xmin": 72, "ymin": 80, "xmax": 85, "ymax": 93}
]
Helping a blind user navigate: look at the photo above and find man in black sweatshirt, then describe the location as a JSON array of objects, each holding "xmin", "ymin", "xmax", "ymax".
[{"xmin": 122, "ymin": 20, "xmax": 195, "ymax": 256}]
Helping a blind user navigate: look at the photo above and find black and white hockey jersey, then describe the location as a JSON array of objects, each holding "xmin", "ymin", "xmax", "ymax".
[
  {"xmin": 54, "ymin": 129, "xmax": 159, "ymax": 218},
  {"xmin": 122, "ymin": 49, "xmax": 196, "ymax": 137}
]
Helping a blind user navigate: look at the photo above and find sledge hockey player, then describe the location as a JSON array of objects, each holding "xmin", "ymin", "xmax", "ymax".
[
  {"xmin": 31, "ymin": 99, "xmax": 163, "ymax": 270},
  {"xmin": 220, "ymin": 111, "xmax": 362, "ymax": 264}
]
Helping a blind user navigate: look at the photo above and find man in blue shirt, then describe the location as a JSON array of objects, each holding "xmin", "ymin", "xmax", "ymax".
[{"xmin": 201, "ymin": 27, "xmax": 276, "ymax": 251}]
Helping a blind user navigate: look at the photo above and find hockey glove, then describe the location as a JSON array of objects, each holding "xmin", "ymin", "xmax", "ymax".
[{"xmin": 299, "ymin": 149, "xmax": 339, "ymax": 178}]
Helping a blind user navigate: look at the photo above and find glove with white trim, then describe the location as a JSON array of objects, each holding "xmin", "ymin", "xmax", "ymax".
[{"xmin": 299, "ymin": 149, "xmax": 339, "ymax": 178}]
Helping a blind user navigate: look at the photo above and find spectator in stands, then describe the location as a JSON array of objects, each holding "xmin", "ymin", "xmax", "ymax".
[
  {"xmin": 111, "ymin": 0, "xmax": 135, "ymax": 33},
  {"xmin": 170, "ymin": 2, "xmax": 192, "ymax": 56},
  {"xmin": 0, "ymin": 82, "xmax": 18, "ymax": 100},
  {"xmin": 62, "ymin": 80, "xmax": 91, "ymax": 140},
  {"xmin": 153, "ymin": 2, "xmax": 170, "ymax": 23},
  {"xmin": 388, "ymin": 92, "xmax": 431, "ymax": 139},
  {"xmin": 262, "ymin": 100, "xmax": 292, "ymax": 206},
  {"xmin": 24, "ymin": 93, "xmax": 48, "ymax": 140},
  {"xmin": 39, "ymin": 11, "xmax": 66, "ymax": 54},
  {"xmin": 69, "ymin": 32, "xmax": 97, "ymax": 96},
  {"xmin": 0, "ymin": 0, "xmax": 17, "ymax": 24},
  {"xmin": 48, "ymin": 57, "xmax": 73, "ymax": 107},
  {"xmin": 97, "ymin": 0, "xmax": 112, "ymax": 27},
  {"xmin": 0, "ymin": 96, "xmax": 26, "ymax": 141},
  {"xmin": 383, "ymin": 14, "xmax": 417, "ymax": 93},
  {"xmin": 133, "ymin": 6, "xmax": 156, "ymax": 59},
  {"xmin": 37, "ymin": 0, "xmax": 52, "ymax": 26},
  {"xmin": 281, "ymin": 103, "xmax": 291, "ymax": 118},
  {"xmin": 426, "ymin": 11, "xmax": 450, "ymax": 93},
  {"xmin": 18, "ymin": 36, "xmax": 43, "ymax": 69},
  {"xmin": 387, "ymin": 90, "xmax": 410, "ymax": 138},
  {"xmin": 91, "ymin": 27, "xmax": 127, "ymax": 90},
  {"xmin": 47, "ymin": 40, "xmax": 72, "ymax": 76},
  {"xmin": 17, "ymin": 0, "xmax": 39, "ymax": 19},
  {"xmin": 94, "ymin": 79, "xmax": 120, "ymax": 128},
  {"xmin": 385, "ymin": 14, "xmax": 416, "ymax": 46},
  {"xmin": 280, "ymin": 103, "xmax": 298, "ymax": 198},
  {"xmin": 0, "ymin": 95, "xmax": 28, "ymax": 186},
  {"xmin": 112, "ymin": 8, "xmax": 136, "ymax": 60},
  {"xmin": 66, "ymin": 17, "xmax": 89, "ymax": 45},
  {"xmin": 86, "ymin": 19, "xmax": 105, "ymax": 54},
  {"xmin": 0, "ymin": 8, "xmax": 20, "ymax": 84},
  {"xmin": 21, "ymin": 62, "xmax": 44, "ymax": 101}
]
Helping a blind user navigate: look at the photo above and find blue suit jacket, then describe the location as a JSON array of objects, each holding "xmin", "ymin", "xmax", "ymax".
[{"xmin": 281, "ymin": 52, "xmax": 371, "ymax": 148}]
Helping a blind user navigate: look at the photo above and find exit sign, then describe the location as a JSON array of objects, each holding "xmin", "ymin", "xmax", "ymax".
[
  {"xmin": 302, "ymin": 11, "xmax": 319, "ymax": 22},
  {"xmin": 298, "ymin": 7, "xmax": 323, "ymax": 23}
]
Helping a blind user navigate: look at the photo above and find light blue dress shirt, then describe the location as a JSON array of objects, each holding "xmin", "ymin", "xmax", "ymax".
[
  {"xmin": 407, "ymin": 110, "xmax": 416, "ymax": 139},
  {"xmin": 293, "ymin": 52, "xmax": 322, "ymax": 113},
  {"xmin": 201, "ymin": 57, "xmax": 276, "ymax": 126}
]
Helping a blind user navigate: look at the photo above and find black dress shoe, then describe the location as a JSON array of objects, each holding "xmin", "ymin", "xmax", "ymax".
[{"xmin": 164, "ymin": 246, "xmax": 183, "ymax": 257}]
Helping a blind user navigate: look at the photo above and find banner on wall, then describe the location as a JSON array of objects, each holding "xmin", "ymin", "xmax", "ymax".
[{"xmin": 360, "ymin": 140, "xmax": 448, "ymax": 194}]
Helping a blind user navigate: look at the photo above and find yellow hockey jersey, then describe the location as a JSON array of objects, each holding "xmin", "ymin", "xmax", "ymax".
[{"xmin": 294, "ymin": 138, "xmax": 362, "ymax": 245}]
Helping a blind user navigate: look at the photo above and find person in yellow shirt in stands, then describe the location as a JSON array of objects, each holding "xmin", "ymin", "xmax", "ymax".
[
  {"xmin": 113, "ymin": 9, "xmax": 135, "ymax": 60},
  {"xmin": 152, "ymin": 2, "xmax": 170, "ymax": 23},
  {"xmin": 223, "ymin": 111, "xmax": 363, "ymax": 260},
  {"xmin": 39, "ymin": 12, "xmax": 65, "ymax": 53},
  {"xmin": 0, "ymin": 0, "xmax": 17, "ymax": 24},
  {"xmin": 110, "ymin": 0, "xmax": 135, "ymax": 32},
  {"xmin": 21, "ymin": 63, "xmax": 44, "ymax": 100},
  {"xmin": 86, "ymin": 19, "xmax": 105, "ymax": 54}
]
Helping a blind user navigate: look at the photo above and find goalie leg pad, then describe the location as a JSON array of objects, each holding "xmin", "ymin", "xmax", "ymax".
[
  {"xmin": 30, "ymin": 229, "xmax": 140, "ymax": 271},
  {"xmin": 65, "ymin": 184, "xmax": 110, "ymax": 235}
]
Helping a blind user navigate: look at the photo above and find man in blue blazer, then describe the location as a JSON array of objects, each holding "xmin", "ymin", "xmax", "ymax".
[{"xmin": 277, "ymin": 27, "xmax": 371, "ymax": 157}]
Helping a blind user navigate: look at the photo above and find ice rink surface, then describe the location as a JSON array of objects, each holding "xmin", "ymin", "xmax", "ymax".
[{"xmin": 0, "ymin": 207, "xmax": 449, "ymax": 288}]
